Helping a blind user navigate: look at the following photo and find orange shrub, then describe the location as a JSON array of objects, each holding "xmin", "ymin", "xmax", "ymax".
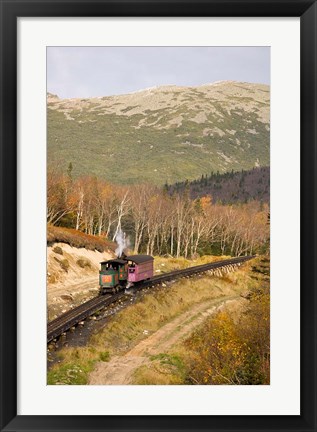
[{"xmin": 47, "ymin": 225, "xmax": 115, "ymax": 252}]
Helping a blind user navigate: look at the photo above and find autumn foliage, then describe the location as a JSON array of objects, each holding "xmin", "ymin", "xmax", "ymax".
[
  {"xmin": 47, "ymin": 165, "xmax": 270, "ymax": 257},
  {"xmin": 47, "ymin": 225, "xmax": 115, "ymax": 252},
  {"xmin": 184, "ymin": 259, "xmax": 270, "ymax": 385}
]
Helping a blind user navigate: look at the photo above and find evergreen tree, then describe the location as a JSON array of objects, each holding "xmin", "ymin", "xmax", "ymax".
[{"xmin": 67, "ymin": 162, "xmax": 73, "ymax": 180}]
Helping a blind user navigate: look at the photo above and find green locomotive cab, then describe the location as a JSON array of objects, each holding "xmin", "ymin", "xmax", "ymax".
[{"xmin": 99, "ymin": 259, "xmax": 128, "ymax": 294}]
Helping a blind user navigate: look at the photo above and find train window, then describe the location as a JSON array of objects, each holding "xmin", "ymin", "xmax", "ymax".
[{"xmin": 129, "ymin": 268, "xmax": 135, "ymax": 273}]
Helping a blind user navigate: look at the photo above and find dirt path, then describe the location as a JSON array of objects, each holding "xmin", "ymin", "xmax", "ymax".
[
  {"xmin": 89, "ymin": 295, "xmax": 244, "ymax": 385},
  {"xmin": 47, "ymin": 275, "xmax": 98, "ymax": 301}
]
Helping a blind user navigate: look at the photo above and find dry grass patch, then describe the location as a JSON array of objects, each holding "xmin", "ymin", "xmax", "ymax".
[
  {"xmin": 47, "ymin": 225, "xmax": 115, "ymax": 252},
  {"xmin": 153, "ymin": 255, "xmax": 230, "ymax": 274},
  {"xmin": 53, "ymin": 246, "xmax": 63, "ymax": 255},
  {"xmin": 132, "ymin": 353, "xmax": 186, "ymax": 385},
  {"xmin": 89, "ymin": 274, "xmax": 242, "ymax": 355},
  {"xmin": 131, "ymin": 348, "xmax": 191, "ymax": 385},
  {"xmin": 131, "ymin": 256, "xmax": 269, "ymax": 385},
  {"xmin": 47, "ymin": 347, "xmax": 110, "ymax": 385},
  {"xmin": 76, "ymin": 258, "xmax": 92, "ymax": 268},
  {"xmin": 53, "ymin": 257, "xmax": 70, "ymax": 272}
]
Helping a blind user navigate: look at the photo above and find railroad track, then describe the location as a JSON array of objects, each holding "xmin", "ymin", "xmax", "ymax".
[
  {"xmin": 47, "ymin": 293, "xmax": 122, "ymax": 343},
  {"xmin": 139, "ymin": 255, "xmax": 253, "ymax": 287},
  {"xmin": 47, "ymin": 255, "xmax": 254, "ymax": 343}
]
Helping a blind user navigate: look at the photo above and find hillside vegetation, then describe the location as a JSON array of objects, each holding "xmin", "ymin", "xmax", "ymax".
[
  {"xmin": 132, "ymin": 256, "xmax": 270, "ymax": 385},
  {"xmin": 48, "ymin": 81, "xmax": 270, "ymax": 185},
  {"xmin": 48, "ymin": 172, "xmax": 270, "ymax": 257},
  {"xmin": 165, "ymin": 166, "xmax": 269, "ymax": 204},
  {"xmin": 47, "ymin": 225, "xmax": 115, "ymax": 252},
  {"xmin": 46, "ymin": 227, "xmax": 115, "ymax": 318},
  {"xmin": 47, "ymin": 255, "xmax": 254, "ymax": 384},
  {"xmin": 47, "ymin": 256, "xmax": 269, "ymax": 385}
]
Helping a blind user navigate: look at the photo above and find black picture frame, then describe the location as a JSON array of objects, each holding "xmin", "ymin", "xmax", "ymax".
[{"xmin": 1, "ymin": 1, "xmax": 316, "ymax": 431}]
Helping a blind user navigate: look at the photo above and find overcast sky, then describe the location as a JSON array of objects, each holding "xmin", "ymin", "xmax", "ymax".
[{"xmin": 47, "ymin": 46, "xmax": 270, "ymax": 99}]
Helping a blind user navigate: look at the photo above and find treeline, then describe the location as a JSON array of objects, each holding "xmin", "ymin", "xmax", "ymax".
[
  {"xmin": 164, "ymin": 166, "xmax": 270, "ymax": 204},
  {"xmin": 47, "ymin": 166, "xmax": 269, "ymax": 257}
]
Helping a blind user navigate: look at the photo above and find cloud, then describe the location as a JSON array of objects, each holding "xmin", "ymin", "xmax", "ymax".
[{"xmin": 47, "ymin": 46, "xmax": 270, "ymax": 99}]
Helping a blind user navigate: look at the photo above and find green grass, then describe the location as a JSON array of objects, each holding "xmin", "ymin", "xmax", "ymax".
[
  {"xmin": 48, "ymin": 348, "xmax": 110, "ymax": 385},
  {"xmin": 47, "ymin": 362, "xmax": 92, "ymax": 385},
  {"xmin": 132, "ymin": 353, "xmax": 187, "ymax": 385}
]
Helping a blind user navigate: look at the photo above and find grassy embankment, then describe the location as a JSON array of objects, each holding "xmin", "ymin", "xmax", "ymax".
[
  {"xmin": 132, "ymin": 256, "xmax": 270, "ymax": 385},
  {"xmin": 47, "ymin": 255, "xmax": 265, "ymax": 385},
  {"xmin": 47, "ymin": 225, "xmax": 116, "ymax": 252},
  {"xmin": 47, "ymin": 226, "xmax": 116, "ymax": 320}
]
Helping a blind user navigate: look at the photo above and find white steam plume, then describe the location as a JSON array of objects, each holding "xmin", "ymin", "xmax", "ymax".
[{"xmin": 115, "ymin": 229, "xmax": 130, "ymax": 257}]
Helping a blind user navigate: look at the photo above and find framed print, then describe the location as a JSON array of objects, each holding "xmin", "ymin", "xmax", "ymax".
[{"xmin": 0, "ymin": 0, "xmax": 316, "ymax": 431}]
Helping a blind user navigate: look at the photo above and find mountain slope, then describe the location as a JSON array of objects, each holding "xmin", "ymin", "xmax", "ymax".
[
  {"xmin": 165, "ymin": 166, "xmax": 270, "ymax": 204},
  {"xmin": 47, "ymin": 81, "xmax": 270, "ymax": 185}
]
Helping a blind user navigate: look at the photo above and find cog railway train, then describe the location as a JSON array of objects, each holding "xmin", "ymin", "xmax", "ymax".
[{"xmin": 99, "ymin": 254, "xmax": 154, "ymax": 294}]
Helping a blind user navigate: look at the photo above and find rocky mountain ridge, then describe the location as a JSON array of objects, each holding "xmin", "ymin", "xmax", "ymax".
[{"xmin": 47, "ymin": 81, "xmax": 270, "ymax": 184}]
